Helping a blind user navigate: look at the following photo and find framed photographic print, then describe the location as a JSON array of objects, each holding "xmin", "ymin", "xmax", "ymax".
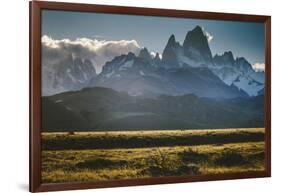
[{"xmin": 30, "ymin": 1, "xmax": 271, "ymax": 192}]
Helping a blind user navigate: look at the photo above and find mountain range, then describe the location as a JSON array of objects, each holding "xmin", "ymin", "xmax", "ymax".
[
  {"xmin": 42, "ymin": 25, "xmax": 264, "ymax": 97},
  {"xmin": 42, "ymin": 26, "xmax": 265, "ymax": 131}
]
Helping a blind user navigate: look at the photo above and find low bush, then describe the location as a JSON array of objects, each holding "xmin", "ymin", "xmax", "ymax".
[
  {"xmin": 214, "ymin": 150, "xmax": 248, "ymax": 166},
  {"xmin": 178, "ymin": 148, "xmax": 208, "ymax": 163},
  {"xmin": 141, "ymin": 148, "xmax": 200, "ymax": 177}
]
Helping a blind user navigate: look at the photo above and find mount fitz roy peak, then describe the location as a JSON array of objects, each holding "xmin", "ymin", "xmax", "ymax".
[
  {"xmin": 89, "ymin": 26, "xmax": 264, "ymax": 97},
  {"xmin": 43, "ymin": 25, "xmax": 264, "ymax": 97},
  {"xmin": 162, "ymin": 26, "xmax": 213, "ymax": 68},
  {"xmin": 160, "ymin": 25, "xmax": 264, "ymax": 96}
]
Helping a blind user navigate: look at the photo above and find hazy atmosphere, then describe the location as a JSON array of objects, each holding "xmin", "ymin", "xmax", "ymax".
[{"xmin": 41, "ymin": 9, "xmax": 266, "ymax": 183}]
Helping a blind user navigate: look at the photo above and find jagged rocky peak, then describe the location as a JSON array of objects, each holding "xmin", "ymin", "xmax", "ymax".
[
  {"xmin": 154, "ymin": 52, "xmax": 161, "ymax": 61},
  {"xmin": 213, "ymin": 52, "xmax": 254, "ymax": 74},
  {"xmin": 107, "ymin": 52, "xmax": 135, "ymax": 64},
  {"xmin": 222, "ymin": 51, "xmax": 235, "ymax": 62},
  {"xmin": 166, "ymin": 34, "xmax": 182, "ymax": 48},
  {"xmin": 127, "ymin": 51, "xmax": 136, "ymax": 59},
  {"xmin": 152, "ymin": 52, "xmax": 162, "ymax": 67},
  {"xmin": 235, "ymin": 57, "xmax": 253, "ymax": 73},
  {"xmin": 101, "ymin": 51, "xmax": 136, "ymax": 74},
  {"xmin": 213, "ymin": 51, "xmax": 236, "ymax": 66},
  {"xmin": 138, "ymin": 47, "xmax": 152, "ymax": 61},
  {"xmin": 167, "ymin": 34, "xmax": 176, "ymax": 45},
  {"xmin": 183, "ymin": 25, "xmax": 213, "ymax": 64},
  {"xmin": 183, "ymin": 25, "xmax": 205, "ymax": 44},
  {"xmin": 236, "ymin": 56, "xmax": 248, "ymax": 64},
  {"xmin": 224, "ymin": 51, "xmax": 234, "ymax": 59},
  {"xmin": 162, "ymin": 34, "xmax": 181, "ymax": 63}
]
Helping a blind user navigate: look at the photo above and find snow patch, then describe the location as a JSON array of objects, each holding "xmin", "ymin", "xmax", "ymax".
[
  {"xmin": 119, "ymin": 60, "xmax": 134, "ymax": 71},
  {"xmin": 139, "ymin": 70, "xmax": 146, "ymax": 76},
  {"xmin": 67, "ymin": 71, "xmax": 77, "ymax": 83},
  {"xmin": 105, "ymin": 70, "xmax": 115, "ymax": 78},
  {"xmin": 233, "ymin": 75, "xmax": 263, "ymax": 96},
  {"xmin": 82, "ymin": 71, "xmax": 88, "ymax": 80}
]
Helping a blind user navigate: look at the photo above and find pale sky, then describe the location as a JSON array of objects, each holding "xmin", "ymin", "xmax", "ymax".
[{"xmin": 42, "ymin": 10, "xmax": 265, "ymax": 65}]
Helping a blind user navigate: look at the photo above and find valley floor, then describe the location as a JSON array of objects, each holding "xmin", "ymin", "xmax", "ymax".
[{"xmin": 41, "ymin": 128, "xmax": 265, "ymax": 183}]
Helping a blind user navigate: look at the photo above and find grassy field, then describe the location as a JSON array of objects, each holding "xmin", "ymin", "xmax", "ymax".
[{"xmin": 41, "ymin": 128, "xmax": 265, "ymax": 183}]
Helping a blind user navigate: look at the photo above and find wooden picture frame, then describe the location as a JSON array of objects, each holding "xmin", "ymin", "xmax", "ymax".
[{"xmin": 30, "ymin": 1, "xmax": 271, "ymax": 192}]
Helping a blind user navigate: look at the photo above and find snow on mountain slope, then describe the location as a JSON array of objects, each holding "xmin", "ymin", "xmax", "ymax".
[
  {"xmin": 232, "ymin": 74, "xmax": 264, "ymax": 96},
  {"xmin": 42, "ymin": 54, "xmax": 97, "ymax": 96},
  {"xmin": 42, "ymin": 25, "xmax": 264, "ymax": 97},
  {"xmin": 212, "ymin": 52, "xmax": 264, "ymax": 96},
  {"xmin": 88, "ymin": 48, "xmax": 248, "ymax": 99},
  {"xmin": 159, "ymin": 26, "xmax": 265, "ymax": 96}
]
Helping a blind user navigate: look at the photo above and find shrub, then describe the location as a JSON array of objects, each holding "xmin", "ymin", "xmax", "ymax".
[
  {"xmin": 142, "ymin": 148, "xmax": 200, "ymax": 177},
  {"xmin": 249, "ymin": 151, "xmax": 265, "ymax": 161},
  {"xmin": 177, "ymin": 164, "xmax": 200, "ymax": 175},
  {"xmin": 214, "ymin": 150, "xmax": 248, "ymax": 166},
  {"xmin": 178, "ymin": 148, "xmax": 208, "ymax": 163}
]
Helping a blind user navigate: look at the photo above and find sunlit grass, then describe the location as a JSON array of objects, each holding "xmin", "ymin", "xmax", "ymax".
[
  {"xmin": 42, "ymin": 128, "xmax": 265, "ymax": 183},
  {"xmin": 42, "ymin": 128, "xmax": 264, "ymax": 138}
]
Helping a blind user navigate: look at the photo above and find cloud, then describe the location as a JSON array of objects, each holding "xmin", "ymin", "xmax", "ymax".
[
  {"xmin": 252, "ymin": 62, "xmax": 265, "ymax": 72},
  {"xmin": 201, "ymin": 27, "xmax": 214, "ymax": 43},
  {"xmin": 42, "ymin": 35, "xmax": 140, "ymax": 73}
]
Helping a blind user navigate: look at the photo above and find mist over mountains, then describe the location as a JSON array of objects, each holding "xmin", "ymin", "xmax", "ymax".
[
  {"xmin": 42, "ymin": 26, "xmax": 265, "ymax": 131},
  {"xmin": 42, "ymin": 54, "xmax": 97, "ymax": 96},
  {"xmin": 42, "ymin": 87, "xmax": 264, "ymax": 131},
  {"xmin": 42, "ymin": 26, "xmax": 264, "ymax": 97},
  {"xmin": 42, "ymin": 36, "xmax": 140, "ymax": 95}
]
